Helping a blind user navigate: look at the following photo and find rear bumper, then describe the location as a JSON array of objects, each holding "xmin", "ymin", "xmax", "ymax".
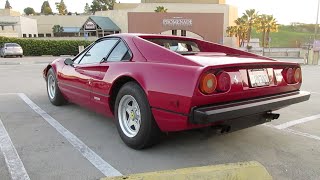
[
  {"xmin": 4, "ymin": 52, "xmax": 23, "ymax": 56},
  {"xmin": 189, "ymin": 91, "xmax": 311, "ymax": 124}
]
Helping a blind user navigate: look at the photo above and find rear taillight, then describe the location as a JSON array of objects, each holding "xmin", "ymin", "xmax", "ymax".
[
  {"xmin": 199, "ymin": 71, "xmax": 231, "ymax": 94},
  {"xmin": 199, "ymin": 73, "xmax": 217, "ymax": 94},
  {"xmin": 283, "ymin": 67, "xmax": 301, "ymax": 84},
  {"xmin": 294, "ymin": 68, "xmax": 302, "ymax": 83},
  {"xmin": 216, "ymin": 71, "xmax": 231, "ymax": 92}
]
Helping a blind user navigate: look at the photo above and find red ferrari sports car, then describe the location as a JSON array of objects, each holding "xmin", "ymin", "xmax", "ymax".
[{"xmin": 43, "ymin": 34, "xmax": 310, "ymax": 149}]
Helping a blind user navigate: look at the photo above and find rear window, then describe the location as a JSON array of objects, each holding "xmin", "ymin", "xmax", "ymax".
[
  {"xmin": 145, "ymin": 38, "xmax": 200, "ymax": 53},
  {"xmin": 5, "ymin": 43, "xmax": 21, "ymax": 47}
]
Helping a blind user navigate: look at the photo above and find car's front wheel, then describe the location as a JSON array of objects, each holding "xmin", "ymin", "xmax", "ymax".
[
  {"xmin": 115, "ymin": 82, "xmax": 161, "ymax": 149},
  {"xmin": 46, "ymin": 68, "xmax": 67, "ymax": 106}
]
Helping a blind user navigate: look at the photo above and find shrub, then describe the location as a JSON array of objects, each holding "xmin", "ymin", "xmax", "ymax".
[{"xmin": 0, "ymin": 36, "xmax": 92, "ymax": 56}]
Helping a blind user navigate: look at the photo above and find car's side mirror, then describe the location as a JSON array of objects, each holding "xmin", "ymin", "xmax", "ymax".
[{"xmin": 64, "ymin": 58, "xmax": 74, "ymax": 66}]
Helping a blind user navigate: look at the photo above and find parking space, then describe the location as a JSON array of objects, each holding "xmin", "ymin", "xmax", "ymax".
[{"xmin": 0, "ymin": 57, "xmax": 320, "ymax": 179}]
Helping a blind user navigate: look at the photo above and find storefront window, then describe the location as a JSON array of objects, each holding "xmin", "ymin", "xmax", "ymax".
[
  {"xmin": 181, "ymin": 30, "xmax": 187, "ymax": 37},
  {"xmin": 172, "ymin": 30, "xmax": 177, "ymax": 36}
]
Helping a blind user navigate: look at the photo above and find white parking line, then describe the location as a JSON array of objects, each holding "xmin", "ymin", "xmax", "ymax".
[
  {"xmin": 274, "ymin": 114, "xmax": 320, "ymax": 129},
  {"xmin": 0, "ymin": 93, "xmax": 19, "ymax": 96},
  {"xmin": 18, "ymin": 93, "xmax": 122, "ymax": 177},
  {"xmin": 310, "ymin": 91, "xmax": 320, "ymax": 95},
  {"xmin": 0, "ymin": 117, "xmax": 30, "ymax": 180},
  {"xmin": 284, "ymin": 128, "xmax": 320, "ymax": 141},
  {"xmin": 264, "ymin": 124, "xmax": 320, "ymax": 141}
]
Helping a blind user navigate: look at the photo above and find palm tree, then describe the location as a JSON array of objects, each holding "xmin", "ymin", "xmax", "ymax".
[
  {"xmin": 265, "ymin": 15, "xmax": 278, "ymax": 47},
  {"xmin": 154, "ymin": 6, "xmax": 168, "ymax": 13},
  {"xmin": 243, "ymin": 9, "xmax": 258, "ymax": 45},
  {"xmin": 256, "ymin": 14, "xmax": 268, "ymax": 48},
  {"xmin": 226, "ymin": 26, "xmax": 237, "ymax": 37},
  {"xmin": 234, "ymin": 17, "xmax": 248, "ymax": 47}
]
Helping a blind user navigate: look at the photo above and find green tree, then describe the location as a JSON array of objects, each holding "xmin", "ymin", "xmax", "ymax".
[
  {"xmin": 265, "ymin": 15, "xmax": 278, "ymax": 47},
  {"xmin": 41, "ymin": 1, "xmax": 53, "ymax": 15},
  {"xmin": 243, "ymin": 9, "xmax": 258, "ymax": 45},
  {"xmin": 256, "ymin": 14, "xmax": 268, "ymax": 48},
  {"xmin": 90, "ymin": 0, "xmax": 105, "ymax": 15},
  {"xmin": 55, "ymin": 0, "xmax": 68, "ymax": 15},
  {"xmin": 234, "ymin": 17, "xmax": 248, "ymax": 47},
  {"xmin": 24, "ymin": 7, "xmax": 36, "ymax": 15},
  {"xmin": 52, "ymin": 25, "xmax": 64, "ymax": 37},
  {"xmin": 226, "ymin": 26, "xmax": 237, "ymax": 37},
  {"xmin": 154, "ymin": 6, "xmax": 168, "ymax": 13},
  {"xmin": 84, "ymin": 3, "xmax": 91, "ymax": 14},
  {"xmin": 90, "ymin": 0, "xmax": 115, "ymax": 14},
  {"xmin": 5, "ymin": 0, "xmax": 12, "ymax": 9}
]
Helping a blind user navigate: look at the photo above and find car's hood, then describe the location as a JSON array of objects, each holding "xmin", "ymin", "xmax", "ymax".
[{"xmin": 184, "ymin": 55, "xmax": 294, "ymax": 67}]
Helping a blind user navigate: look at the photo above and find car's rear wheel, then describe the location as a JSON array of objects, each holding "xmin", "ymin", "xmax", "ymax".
[
  {"xmin": 46, "ymin": 68, "xmax": 67, "ymax": 106},
  {"xmin": 115, "ymin": 82, "xmax": 161, "ymax": 149}
]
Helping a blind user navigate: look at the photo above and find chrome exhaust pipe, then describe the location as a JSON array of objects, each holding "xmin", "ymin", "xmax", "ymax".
[{"xmin": 265, "ymin": 112, "xmax": 280, "ymax": 122}]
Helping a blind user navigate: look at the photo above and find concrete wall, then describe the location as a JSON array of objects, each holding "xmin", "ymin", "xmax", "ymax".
[{"xmin": 247, "ymin": 48, "xmax": 302, "ymax": 58}]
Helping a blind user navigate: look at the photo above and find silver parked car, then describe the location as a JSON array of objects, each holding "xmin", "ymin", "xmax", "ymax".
[{"xmin": 0, "ymin": 43, "xmax": 23, "ymax": 58}]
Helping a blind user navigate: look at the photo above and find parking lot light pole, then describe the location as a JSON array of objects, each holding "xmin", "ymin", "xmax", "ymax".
[{"xmin": 315, "ymin": 0, "xmax": 320, "ymax": 41}]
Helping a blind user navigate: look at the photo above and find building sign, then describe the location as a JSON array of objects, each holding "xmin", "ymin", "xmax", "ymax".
[
  {"xmin": 163, "ymin": 18, "xmax": 192, "ymax": 27},
  {"xmin": 85, "ymin": 21, "xmax": 96, "ymax": 30}
]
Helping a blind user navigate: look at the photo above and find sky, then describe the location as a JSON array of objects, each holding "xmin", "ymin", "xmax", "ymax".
[{"xmin": 3, "ymin": 0, "xmax": 319, "ymax": 25}]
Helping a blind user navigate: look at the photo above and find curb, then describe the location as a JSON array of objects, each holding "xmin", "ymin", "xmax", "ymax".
[{"xmin": 101, "ymin": 161, "xmax": 272, "ymax": 180}]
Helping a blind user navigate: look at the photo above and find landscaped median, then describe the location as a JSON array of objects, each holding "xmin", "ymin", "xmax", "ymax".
[
  {"xmin": 101, "ymin": 161, "xmax": 272, "ymax": 180},
  {"xmin": 0, "ymin": 36, "xmax": 92, "ymax": 56}
]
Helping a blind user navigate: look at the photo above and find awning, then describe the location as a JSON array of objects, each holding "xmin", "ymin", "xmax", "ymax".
[
  {"xmin": 81, "ymin": 16, "xmax": 121, "ymax": 32},
  {"xmin": 63, "ymin": 27, "xmax": 81, "ymax": 33}
]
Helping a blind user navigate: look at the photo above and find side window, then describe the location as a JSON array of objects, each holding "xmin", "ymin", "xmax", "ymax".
[
  {"xmin": 79, "ymin": 39, "xmax": 118, "ymax": 64},
  {"xmin": 107, "ymin": 41, "xmax": 131, "ymax": 62}
]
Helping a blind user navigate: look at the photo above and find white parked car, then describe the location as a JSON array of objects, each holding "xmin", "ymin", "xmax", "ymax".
[{"xmin": 0, "ymin": 43, "xmax": 23, "ymax": 58}]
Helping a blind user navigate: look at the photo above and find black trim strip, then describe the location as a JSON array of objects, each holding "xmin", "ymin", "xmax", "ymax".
[{"xmin": 59, "ymin": 82, "xmax": 110, "ymax": 98}]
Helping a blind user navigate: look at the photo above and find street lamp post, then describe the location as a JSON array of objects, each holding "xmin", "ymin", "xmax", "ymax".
[{"xmin": 315, "ymin": 0, "xmax": 320, "ymax": 41}]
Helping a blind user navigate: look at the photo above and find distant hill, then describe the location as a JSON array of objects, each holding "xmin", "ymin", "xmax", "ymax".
[{"xmin": 251, "ymin": 24, "xmax": 314, "ymax": 48}]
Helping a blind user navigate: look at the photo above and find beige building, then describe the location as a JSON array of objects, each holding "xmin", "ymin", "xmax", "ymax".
[
  {"xmin": 29, "ymin": 15, "xmax": 90, "ymax": 37},
  {"xmin": 0, "ymin": 9, "xmax": 38, "ymax": 38}
]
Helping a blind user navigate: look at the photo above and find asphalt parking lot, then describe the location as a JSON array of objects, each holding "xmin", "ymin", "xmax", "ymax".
[{"xmin": 0, "ymin": 57, "xmax": 319, "ymax": 180}]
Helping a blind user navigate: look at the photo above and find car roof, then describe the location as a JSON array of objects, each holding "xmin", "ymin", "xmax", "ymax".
[
  {"xmin": 105, "ymin": 33, "xmax": 197, "ymax": 41},
  {"xmin": 4, "ymin": 43, "xmax": 20, "ymax": 45}
]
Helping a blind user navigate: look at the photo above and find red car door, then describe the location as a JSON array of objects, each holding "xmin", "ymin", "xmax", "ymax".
[
  {"xmin": 90, "ymin": 40, "xmax": 133, "ymax": 116},
  {"xmin": 59, "ymin": 38, "xmax": 119, "ymax": 108}
]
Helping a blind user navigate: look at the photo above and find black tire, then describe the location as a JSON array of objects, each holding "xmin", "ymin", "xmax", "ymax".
[
  {"xmin": 115, "ymin": 82, "xmax": 161, "ymax": 149},
  {"xmin": 46, "ymin": 68, "xmax": 67, "ymax": 106},
  {"xmin": 20, "ymin": 55, "xmax": 23, "ymax": 58}
]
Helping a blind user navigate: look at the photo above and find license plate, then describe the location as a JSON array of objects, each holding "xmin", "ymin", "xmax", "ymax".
[{"xmin": 248, "ymin": 69, "xmax": 270, "ymax": 87}]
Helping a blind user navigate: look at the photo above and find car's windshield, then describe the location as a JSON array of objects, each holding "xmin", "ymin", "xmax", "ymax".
[
  {"xmin": 5, "ymin": 43, "xmax": 20, "ymax": 47},
  {"xmin": 145, "ymin": 38, "xmax": 200, "ymax": 53}
]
